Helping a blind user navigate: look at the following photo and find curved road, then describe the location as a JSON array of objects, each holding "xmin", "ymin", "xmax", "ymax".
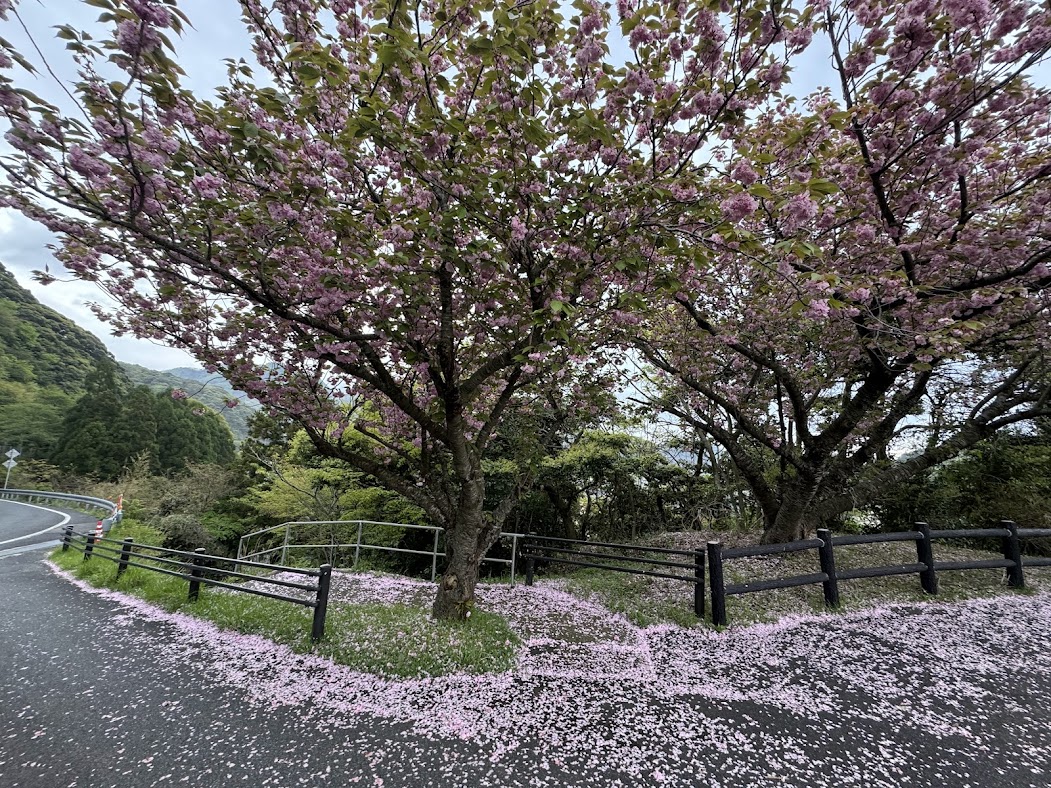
[
  {"xmin": 2, "ymin": 502, "xmax": 1051, "ymax": 787},
  {"xmin": 0, "ymin": 498, "xmax": 97, "ymax": 557}
]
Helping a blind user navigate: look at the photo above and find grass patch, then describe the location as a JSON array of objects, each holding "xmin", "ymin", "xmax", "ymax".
[
  {"xmin": 51, "ymin": 519, "xmax": 519, "ymax": 678},
  {"xmin": 562, "ymin": 569, "xmax": 701, "ymax": 628},
  {"xmin": 317, "ymin": 604, "xmax": 518, "ymax": 678}
]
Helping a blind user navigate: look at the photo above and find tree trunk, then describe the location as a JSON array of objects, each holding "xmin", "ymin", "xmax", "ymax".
[
  {"xmin": 760, "ymin": 486, "xmax": 811, "ymax": 544},
  {"xmin": 432, "ymin": 510, "xmax": 500, "ymax": 619}
]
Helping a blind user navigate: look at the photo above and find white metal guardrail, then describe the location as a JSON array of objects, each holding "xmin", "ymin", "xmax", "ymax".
[
  {"xmin": 0, "ymin": 488, "xmax": 121, "ymax": 531},
  {"xmin": 237, "ymin": 519, "xmax": 526, "ymax": 585}
]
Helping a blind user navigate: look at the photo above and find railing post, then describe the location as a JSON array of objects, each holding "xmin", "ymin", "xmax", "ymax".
[
  {"xmin": 84, "ymin": 533, "xmax": 95, "ymax": 561},
  {"xmin": 1002, "ymin": 519, "xmax": 1025, "ymax": 589},
  {"xmin": 509, "ymin": 534, "xmax": 518, "ymax": 588},
  {"xmin": 915, "ymin": 521, "xmax": 938, "ymax": 594},
  {"xmin": 188, "ymin": 547, "xmax": 206, "ymax": 602},
  {"xmin": 816, "ymin": 528, "xmax": 840, "ymax": 609},
  {"xmin": 311, "ymin": 564, "xmax": 332, "ymax": 642},
  {"xmin": 281, "ymin": 521, "xmax": 291, "ymax": 566},
  {"xmin": 431, "ymin": 528, "xmax": 440, "ymax": 582},
  {"xmin": 61, "ymin": 524, "xmax": 74, "ymax": 552},
  {"xmin": 707, "ymin": 541, "xmax": 727, "ymax": 627},
  {"xmin": 116, "ymin": 538, "xmax": 134, "ymax": 579},
  {"xmin": 693, "ymin": 549, "xmax": 705, "ymax": 617},
  {"xmin": 353, "ymin": 521, "xmax": 363, "ymax": 568}
]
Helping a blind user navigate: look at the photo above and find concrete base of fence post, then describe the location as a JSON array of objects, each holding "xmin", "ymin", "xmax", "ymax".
[
  {"xmin": 84, "ymin": 534, "xmax": 95, "ymax": 561},
  {"xmin": 61, "ymin": 524, "xmax": 73, "ymax": 552}
]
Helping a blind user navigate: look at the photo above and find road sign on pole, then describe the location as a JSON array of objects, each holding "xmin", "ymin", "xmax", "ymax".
[
  {"xmin": 3, "ymin": 457, "xmax": 15, "ymax": 490},
  {"xmin": 5, "ymin": 448, "xmax": 19, "ymax": 459}
]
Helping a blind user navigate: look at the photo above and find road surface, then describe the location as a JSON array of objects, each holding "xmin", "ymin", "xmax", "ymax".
[
  {"xmin": 2, "ymin": 501, "xmax": 1050, "ymax": 787},
  {"xmin": 0, "ymin": 498, "xmax": 97, "ymax": 558}
]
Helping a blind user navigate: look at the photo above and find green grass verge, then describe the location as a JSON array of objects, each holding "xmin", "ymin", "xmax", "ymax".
[
  {"xmin": 318, "ymin": 604, "xmax": 518, "ymax": 678},
  {"xmin": 562, "ymin": 569, "xmax": 701, "ymax": 628},
  {"xmin": 51, "ymin": 519, "xmax": 519, "ymax": 678}
]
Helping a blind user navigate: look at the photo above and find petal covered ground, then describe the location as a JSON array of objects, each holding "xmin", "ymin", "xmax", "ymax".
[{"xmin": 39, "ymin": 564, "xmax": 1051, "ymax": 787}]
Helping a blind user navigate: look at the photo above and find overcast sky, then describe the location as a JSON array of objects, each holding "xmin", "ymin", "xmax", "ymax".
[
  {"xmin": 1, "ymin": 0, "xmax": 248, "ymax": 369},
  {"xmin": 4, "ymin": 2, "xmax": 1041, "ymax": 371}
]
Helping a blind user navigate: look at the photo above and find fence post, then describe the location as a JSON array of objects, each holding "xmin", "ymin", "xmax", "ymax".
[
  {"xmin": 61, "ymin": 524, "xmax": 73, "ymax": 552},
  {"xmin": 1002, "ymin": 519, "xmax": 1025, "ymax": 589},
  {"xmin": 188, "ymin": 547, "xmax": 206, "ymax": 602},
  {"xmin": 281, "ymin": 521, "xmax": 291, "ymax": 566},
  {"xmin": 915, "ymin": 522, "xmax": 938, "ymax": 594},
  {"xmin": 311, "ymin": 564, "xmax": 332, "ymax": 642},
  {"xmin": 693, "ymin": 549, "xmax": 705, "ymax": 618},
  {"xmin": 353, "ymin": 521, "xmax": 363, "ymax": 568},
  {"xmin": 116, "ymin": 538, "xmax": 134, "ymax": 579},
  {"xmin": 84, "ymin": 533, "xmax": 95, "ymax": 561},
  {"xmin": 816, "ymin": 528, "xmax": 840, "ymax": 609},
  {"xmin": 707, "ymin": 541, "xmax": 727, "ymax": 627},
  {"xmin": 509, "ymin": 534, "xmax": 518, "ymax": 589},
  {"xmin": 431, "ymin": 528, "xmax": 441, "ymax": 582}
]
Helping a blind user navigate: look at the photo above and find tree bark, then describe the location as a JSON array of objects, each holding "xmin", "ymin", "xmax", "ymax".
[
  {"xmin": 431, "ymin": 504, "xmax": 501, "ymax": 620},
  {"xmin": 760, "ymin": 490, "xmax": 810, "ymax": 544}
]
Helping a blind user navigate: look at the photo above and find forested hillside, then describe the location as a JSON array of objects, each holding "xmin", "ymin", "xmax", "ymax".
[
  {"xmin": 0, "ymin": 262, "xmax": 243, "ymax": 466},
  {"xmin": 0, "ymin": 263, "xmax": 114, "ymax": 390},
  {"xmin": 121, "ymin": 363, "xmax": 255, "ymax": 442},
  {"xmin": 0, "ymin": 262, "xmax": 122, "ymax": 457}
]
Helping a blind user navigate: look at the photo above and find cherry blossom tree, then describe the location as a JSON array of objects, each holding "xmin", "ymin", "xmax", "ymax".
[
  {"xmin": 640, "ymin": 0, "xmax": 1051, "ymax": 543},
  {"xmin": 0, "ymin": 0, "xmax": 812, "ymax": 616}
]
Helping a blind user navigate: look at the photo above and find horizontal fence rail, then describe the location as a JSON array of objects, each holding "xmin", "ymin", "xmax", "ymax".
[
  {"xmin": 61, "ymin": 526, "xmax": 331, "ymax": 641},
  {"xmin": 521, "ymin": 534, "xmax": 707, "ymax": 617},
  {"xmin": 707, "ymin": 520, "xmax": 1051, "ymax": 626}
]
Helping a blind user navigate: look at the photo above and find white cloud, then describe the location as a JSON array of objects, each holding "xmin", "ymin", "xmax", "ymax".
[{"xmin": 0, "ymin": 209, "xmax": 199, "ymax": 370}]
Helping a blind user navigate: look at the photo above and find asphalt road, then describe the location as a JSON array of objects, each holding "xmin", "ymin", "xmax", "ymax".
[
  {"xmin": 0, "ymin": 498, "xmax": 98, "ymax": 557},
  {"xmin": 2, "ymin": 502, "xmax": 1051, "ymax": 787}
]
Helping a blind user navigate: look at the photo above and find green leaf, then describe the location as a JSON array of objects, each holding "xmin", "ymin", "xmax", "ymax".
[
  {"xmin": 377, "ymin": 43, "xmax": 399, "ymax": 66},
  {"xmin": 809, "ymin": 179, "xmax": 839, "ymax": 196},
  {"xmin": 522, "ymin": 119, "xmax": 548, "ymax": 147}
]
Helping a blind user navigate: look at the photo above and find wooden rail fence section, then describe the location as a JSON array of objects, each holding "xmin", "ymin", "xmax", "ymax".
[
  {"xmin": 522, "ymin": 522, "xmax": 1051, "ymax": 626},
  {"xmin": 61, "ymin": 526, "xmax": 332, "ymax": 641}
]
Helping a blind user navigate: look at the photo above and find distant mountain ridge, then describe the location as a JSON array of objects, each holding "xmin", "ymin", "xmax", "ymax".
[{"xmin": 120, "ymin": 363, "xmax": 257, "ymax": 443}]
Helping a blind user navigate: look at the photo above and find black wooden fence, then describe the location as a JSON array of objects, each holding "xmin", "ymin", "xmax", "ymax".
[
  {"xmin": 521, "ymin": 522, "xmax": 1051, "ymax": 627},
  {"xmin": 61, "ymin": 526, "xmax": 332, "ymax": 641},
  {"xmin": 522, "ymin": 534, "xmax": 707, "ymax": 616}
]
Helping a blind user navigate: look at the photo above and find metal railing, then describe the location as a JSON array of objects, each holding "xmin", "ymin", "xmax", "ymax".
[
  {"xmin": 237, "ymin": 519, "xmax": 527, "ymax": 584},
  {"xmin": 521, "ymin": 534, "xmax": 707, "ymax": 616},
  {"xmin": 0, "ymin": 488, "xmax": 122, "ymax": 531}
]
